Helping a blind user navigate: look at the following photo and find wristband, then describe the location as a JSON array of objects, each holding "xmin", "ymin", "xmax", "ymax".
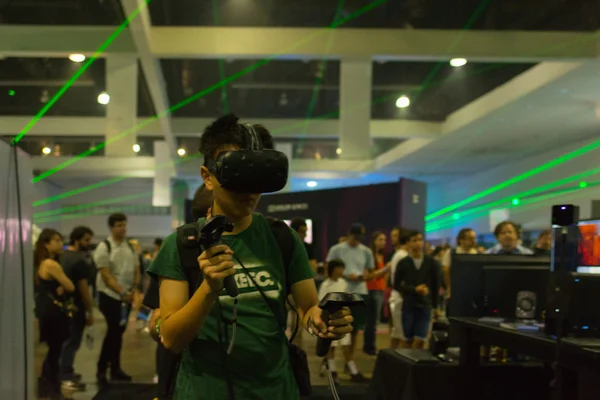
[
  {"xmin": 306, "ymin": 317, "xmax": 318, "ymax": 338},
  {"xmin": 155, "ymin": 318, "xmax": 162, "ymax": 337}
]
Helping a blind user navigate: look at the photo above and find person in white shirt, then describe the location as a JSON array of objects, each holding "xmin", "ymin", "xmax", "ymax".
[
  {"xmin": 317, "ymin": 259, "xmax": 350, "ymax": 385},
  {"xmin": 326, "ymin": 223, "xmax": 373, "ymax": 382},
  {"xmin": 93, "ymin": 213, "xmax": 140, "ymax": 386},
  {"xmin": 388, "ymin": 227, "xmax": 409, "ymax": 349}
]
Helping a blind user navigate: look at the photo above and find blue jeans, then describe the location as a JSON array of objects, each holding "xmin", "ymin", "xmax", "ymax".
[
  {"xmin": 401, "ymin": 305, "xmax": 432, "ymax": 340},
  {"xmin": 363, "ymin": 290, "xmax": 384, "ymax": 353},
  {"xmin": 60, "ymin": 312, "xmax": 86, "ymax": 380}
]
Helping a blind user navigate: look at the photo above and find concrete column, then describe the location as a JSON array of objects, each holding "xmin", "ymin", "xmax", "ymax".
[
  {"xmin": 170, "ymin": 180, "xmax": 189, "ymax": 229},
  {"xmin": 275, "ymin": 142, "xmax": 293, "ymax": 193},
  {"xmin": 105, "ymin": 55, "xmax": 138, "ymax": 157},
  {"xmin": 338, "ymin": 58, "xmax": 372, "ymax": 159},
  {"xmin": 152, "ymin": 141, "xmax": 174, "ymax": 207}
]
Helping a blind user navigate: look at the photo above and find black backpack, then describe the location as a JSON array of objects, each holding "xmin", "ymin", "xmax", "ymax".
[
  {"xmin": 102, "ymin": 238, "xmax": 136, "ymax": 255},
  {"xmin": 158, "ymin": 217, "xmax": 302, "ymax": 400}
]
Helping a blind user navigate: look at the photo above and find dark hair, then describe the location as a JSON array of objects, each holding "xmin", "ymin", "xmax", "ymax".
[
  {"xmin": 34, "ymin": 229, "xmax": 62, "ymax": 282},
  {"xmin": 327, "ymin": 259, "xmax": 345, "ymax": 276},
  {"xmin": 154, "ymin": 238, "xmax": 164, "ymax": 247},
  {"xmin": 290, "ymin": 217, "xmax": 307, "ymax": 233},
  {"xmin": 392, "ymin": 226, "xmax": 410, "ymax": 245},
  {"xmin": 191, "ymin": 184, "xmax": 213, "ymax": 221},
  {"xmin": 494, "ymin": 221, "xmax": 519, "ymax": 238},
  {"xmin": 538, "ymin": 229, "xmax": 551, "ymax": 239},
  {"xmin": 70, "ymin": 226, "xmax": 93, "ymax": 245},
  {"xmin": 108, "ymin": 212, "xmax": 127, "ymax": 227},
  {"xmin": 370, "ymin": 231, "xmax": 385, "ymax": 257},
  {"xmin": 456, "ymin": 228, "xmax": 474, "ymax": 245},
  {"xmin": 199, "ymin": 114, "xmax": 274, "ymax": 164},
  {"xmin": 406, "ymin": 230, "xmax": 422, "ymax": 241}
]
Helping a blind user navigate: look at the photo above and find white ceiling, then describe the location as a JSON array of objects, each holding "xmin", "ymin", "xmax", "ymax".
[{"xmin": 378, "ymin": 60, "xmax": 600, "ymax": 183}]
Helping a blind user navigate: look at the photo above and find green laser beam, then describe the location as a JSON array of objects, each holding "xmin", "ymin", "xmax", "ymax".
[
  {"xmin": 302, "ymin": 0, "xmax": 345, "ymax": 137},
  {"xmin": 426, "ymin": 182, "xmax": 596, "ymax": 232},
  {"xmin": 425, "ymin": 136, "xmax": 600, "ymax": 221},
  {"xmin": 11, "ymin": 0, "xmax": 150, "ymax": 145},
  {"xmin": 411, "ymin": 0, "xmax": 493, "ymax": 104},
  {"xmin": 33, "ymin": 152, "xmax": 202, "ymax": 207},
  {"xmin": 212, "ymin": 0, "xmax": 230, "ymax": 115},
  {"xmin": 32, "ymin": 0, "xmax": 387, "ymax": 183},
  {"xmin": 33, "ymin": 177, "xmax": 126, "ymax": 207},
  {"xmin": 34, "ymin": 204, "xmax": 157, "ymax": 225},
  {"xmin": 428, "ymin": 167, "xmax": 600, "ymax": 226},
  {"xmin": 33, "ymin": 192, "xmax": 151, "ymax": 218}
]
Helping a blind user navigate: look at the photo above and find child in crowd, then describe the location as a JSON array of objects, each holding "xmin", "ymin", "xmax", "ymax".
[
  {"xmin": 318, "ymin": 259, "xmax": 351, "ymax": 385},
  {"xmin": 393, "ymin": 230, "xmax": 441, "ymax": 349}
]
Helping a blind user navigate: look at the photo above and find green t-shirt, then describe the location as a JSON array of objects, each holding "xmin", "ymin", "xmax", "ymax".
[{"xmin": 147, "ymin": 213, "xmax": 315, "ymax": 400}]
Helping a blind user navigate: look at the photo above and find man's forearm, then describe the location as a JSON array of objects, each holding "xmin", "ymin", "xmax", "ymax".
[
  {"xmin": 78, "ymin": 280, "xmax": 94, "ymax": 314},
  {"xmin": 161, "ymin": 281, "xmax": 219, "ymax": 354},
  {"xmin": 133, "ymin": 266, "xmax": 140, "ymax": 289},
  {"xmin": 101, "ymin": 272, "xmax": 124, "ymax": 295}
]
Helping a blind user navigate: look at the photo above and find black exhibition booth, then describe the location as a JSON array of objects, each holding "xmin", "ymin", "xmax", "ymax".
[
  {"xmin": 183, "ymin": 178, "xmax": 426, "ymax": 260},
  {"xmin": 256, "ymin": 178, "xmax": 427, "ymax": 260}
]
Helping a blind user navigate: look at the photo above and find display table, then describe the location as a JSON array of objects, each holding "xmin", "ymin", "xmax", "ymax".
[
  {"xmin": 452, "ymin": 317, "xmax": 600, "ymax": 400},
  {"xmin": 367, "ymin": 349, "xmax": 549, "ymax": 400}
]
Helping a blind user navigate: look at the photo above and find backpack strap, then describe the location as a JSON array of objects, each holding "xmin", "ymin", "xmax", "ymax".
[
  {"xmin": 265, "ymin": 217, "xmax": 295, "ymax": 292},
  {"xmin": 176, "ymin": 222, "xmax": 204, "ymax": 299},
  {"xmin": 265, "ymin": 217, "xmax": 301, "ymax": 343},
  {"xmin": 103, "ymin": 239, "xmax": 111, "ymax": 254}
]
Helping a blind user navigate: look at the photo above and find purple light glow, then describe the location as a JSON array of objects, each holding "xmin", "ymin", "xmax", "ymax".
[{"xmin": 0, "ymin": 218, "xmax": 31, "ymax": 255}]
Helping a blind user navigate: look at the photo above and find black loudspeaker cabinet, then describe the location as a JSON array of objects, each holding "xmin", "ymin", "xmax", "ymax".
[{"xmin": 545, "ymin": 271, "xmax": 573, "ymax": 337}]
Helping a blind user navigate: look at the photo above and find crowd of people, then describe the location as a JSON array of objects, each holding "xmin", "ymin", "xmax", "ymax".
[{"xmin": 31, "ymin": 113, "xmax": 554, "ymax": 400}]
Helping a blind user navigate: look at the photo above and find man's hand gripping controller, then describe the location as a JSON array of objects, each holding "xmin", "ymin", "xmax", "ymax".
[
  {"xmin": 316, "ymin": 293, "xmax": 364, "ymax": 357},
  {"xmin": 199, "ymin": 215, "xmax": 238, "ymax": 297}
]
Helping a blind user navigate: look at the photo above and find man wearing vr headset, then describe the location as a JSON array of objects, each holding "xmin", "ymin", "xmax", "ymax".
[{"xmin": 148, "ymin": 114, "xmax": 354, "ymax": 400}]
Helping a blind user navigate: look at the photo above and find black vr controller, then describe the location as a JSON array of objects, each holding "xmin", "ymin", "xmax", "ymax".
[
  {"xmin": 316, "ymin": 292, "xmax": 365, "ymax": 357},
  {"xmin": 198, "ymin": 215, "xmax": 238, "ymax": 297}
]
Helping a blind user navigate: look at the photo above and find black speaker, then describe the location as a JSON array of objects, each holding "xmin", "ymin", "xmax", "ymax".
[
  {"xmin": 552, "ymin": 204, "xmax": 579, "ymax": 226},
  {"xmin": 545, "ymin": 271, "xmax": 574, "ymax": 336}
]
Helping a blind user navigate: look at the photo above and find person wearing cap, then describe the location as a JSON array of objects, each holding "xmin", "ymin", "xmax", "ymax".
[{"xmin": 325, "ymin": 223, "xmax": 373, "ymax": 383}]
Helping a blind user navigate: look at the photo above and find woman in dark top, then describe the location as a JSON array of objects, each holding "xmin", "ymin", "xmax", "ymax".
[{"xmin": 35, "ymin": 229, "xmax": 75, "ymax": 399}]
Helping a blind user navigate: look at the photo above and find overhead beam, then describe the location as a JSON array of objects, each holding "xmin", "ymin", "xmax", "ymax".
[
  {"xmin": 120, "ymin": 0, "xmax": 177, "ymax": 158},
  {"xmin": 150, "ymin": 28, "xmax": 599, "ymax": 62},
  {"xmin": 0, "ymin": 116, "xmax": 441, "ymax": 140},
  {"xmin": 1, "ymin": 25, "xmax": 597, "ymax": 62},
  {"xmin": 32, "ymin": 156, "xmax": 157, "ymax": 179},
  {"xmin": 32, "ymin": 155, "xmax": 374, "ymax": 180},
  {"xmin": 0, "ymin": 25, "xmax": 135, "ymax": 57}
]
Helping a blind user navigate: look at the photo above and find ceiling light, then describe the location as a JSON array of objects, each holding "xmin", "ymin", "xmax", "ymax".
[
  {"xmin": 450, "ymin": 58, "xmax": 467, "ymax": 67},
  {"xmin": 336, "ymin": 148, "xmax": 342, "ymax": 155},
  {"xmin": 580, "ymin": 181, "xmax": 588, "ymax": 188},
  {"xmin": 177, "ymin": 148, "xmax": 186, "ymax": 156},
  {"xmin": 69, "ymin": 54, "xmax": 86, "ymax": 63},
  {"xmin": 132, "ymin": 144, "xmax": 141, "ymax": 153},
  {"xmin": 395, "ymin": 95, "xmax": 410, "ymax": 109},
  {"xmin": 41, "ymin": 147, "xmax": 51, "ymax": 155},
  {"xmin": 97, "ymin": 92, "xmax": 110, "ymax": 105},
  {"xmin": 8, "ymin": 89, "xmax": 15, "ymax": 96},
  {"xmin": 511, "ymin": 198, "xmax": 520, "ymax": 206},
  {"xmin": 306, "ymin": 181, "xmax": 318, "ymax": 188}
]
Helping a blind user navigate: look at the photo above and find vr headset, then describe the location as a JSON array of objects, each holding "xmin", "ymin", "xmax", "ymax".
[{"xmin": 205, "ymin": 123, "xmax": 289, "ymax": 194}]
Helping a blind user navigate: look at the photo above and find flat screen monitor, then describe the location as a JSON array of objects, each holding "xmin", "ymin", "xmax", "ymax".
[
  {"xmin": 577, "ymin": 219, "xmax": 600, "ymax": 273},
  {"xmin": 283, "ymin": 219, "xmax": 313, "ymax": 244}
]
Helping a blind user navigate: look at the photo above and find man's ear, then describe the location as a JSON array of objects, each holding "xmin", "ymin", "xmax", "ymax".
[{"xmin": 200, "ymin": 166, "xmax": 213, "ymax": 190}]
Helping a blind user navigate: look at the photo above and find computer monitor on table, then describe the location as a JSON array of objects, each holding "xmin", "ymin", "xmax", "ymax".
[
  {"xmin": 576, "ymin": 219, "xmax": 600, "ymax": 274},
  {"xmin": 449, "ymin": 254, "xmax": 550, "ymax": 319}
]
